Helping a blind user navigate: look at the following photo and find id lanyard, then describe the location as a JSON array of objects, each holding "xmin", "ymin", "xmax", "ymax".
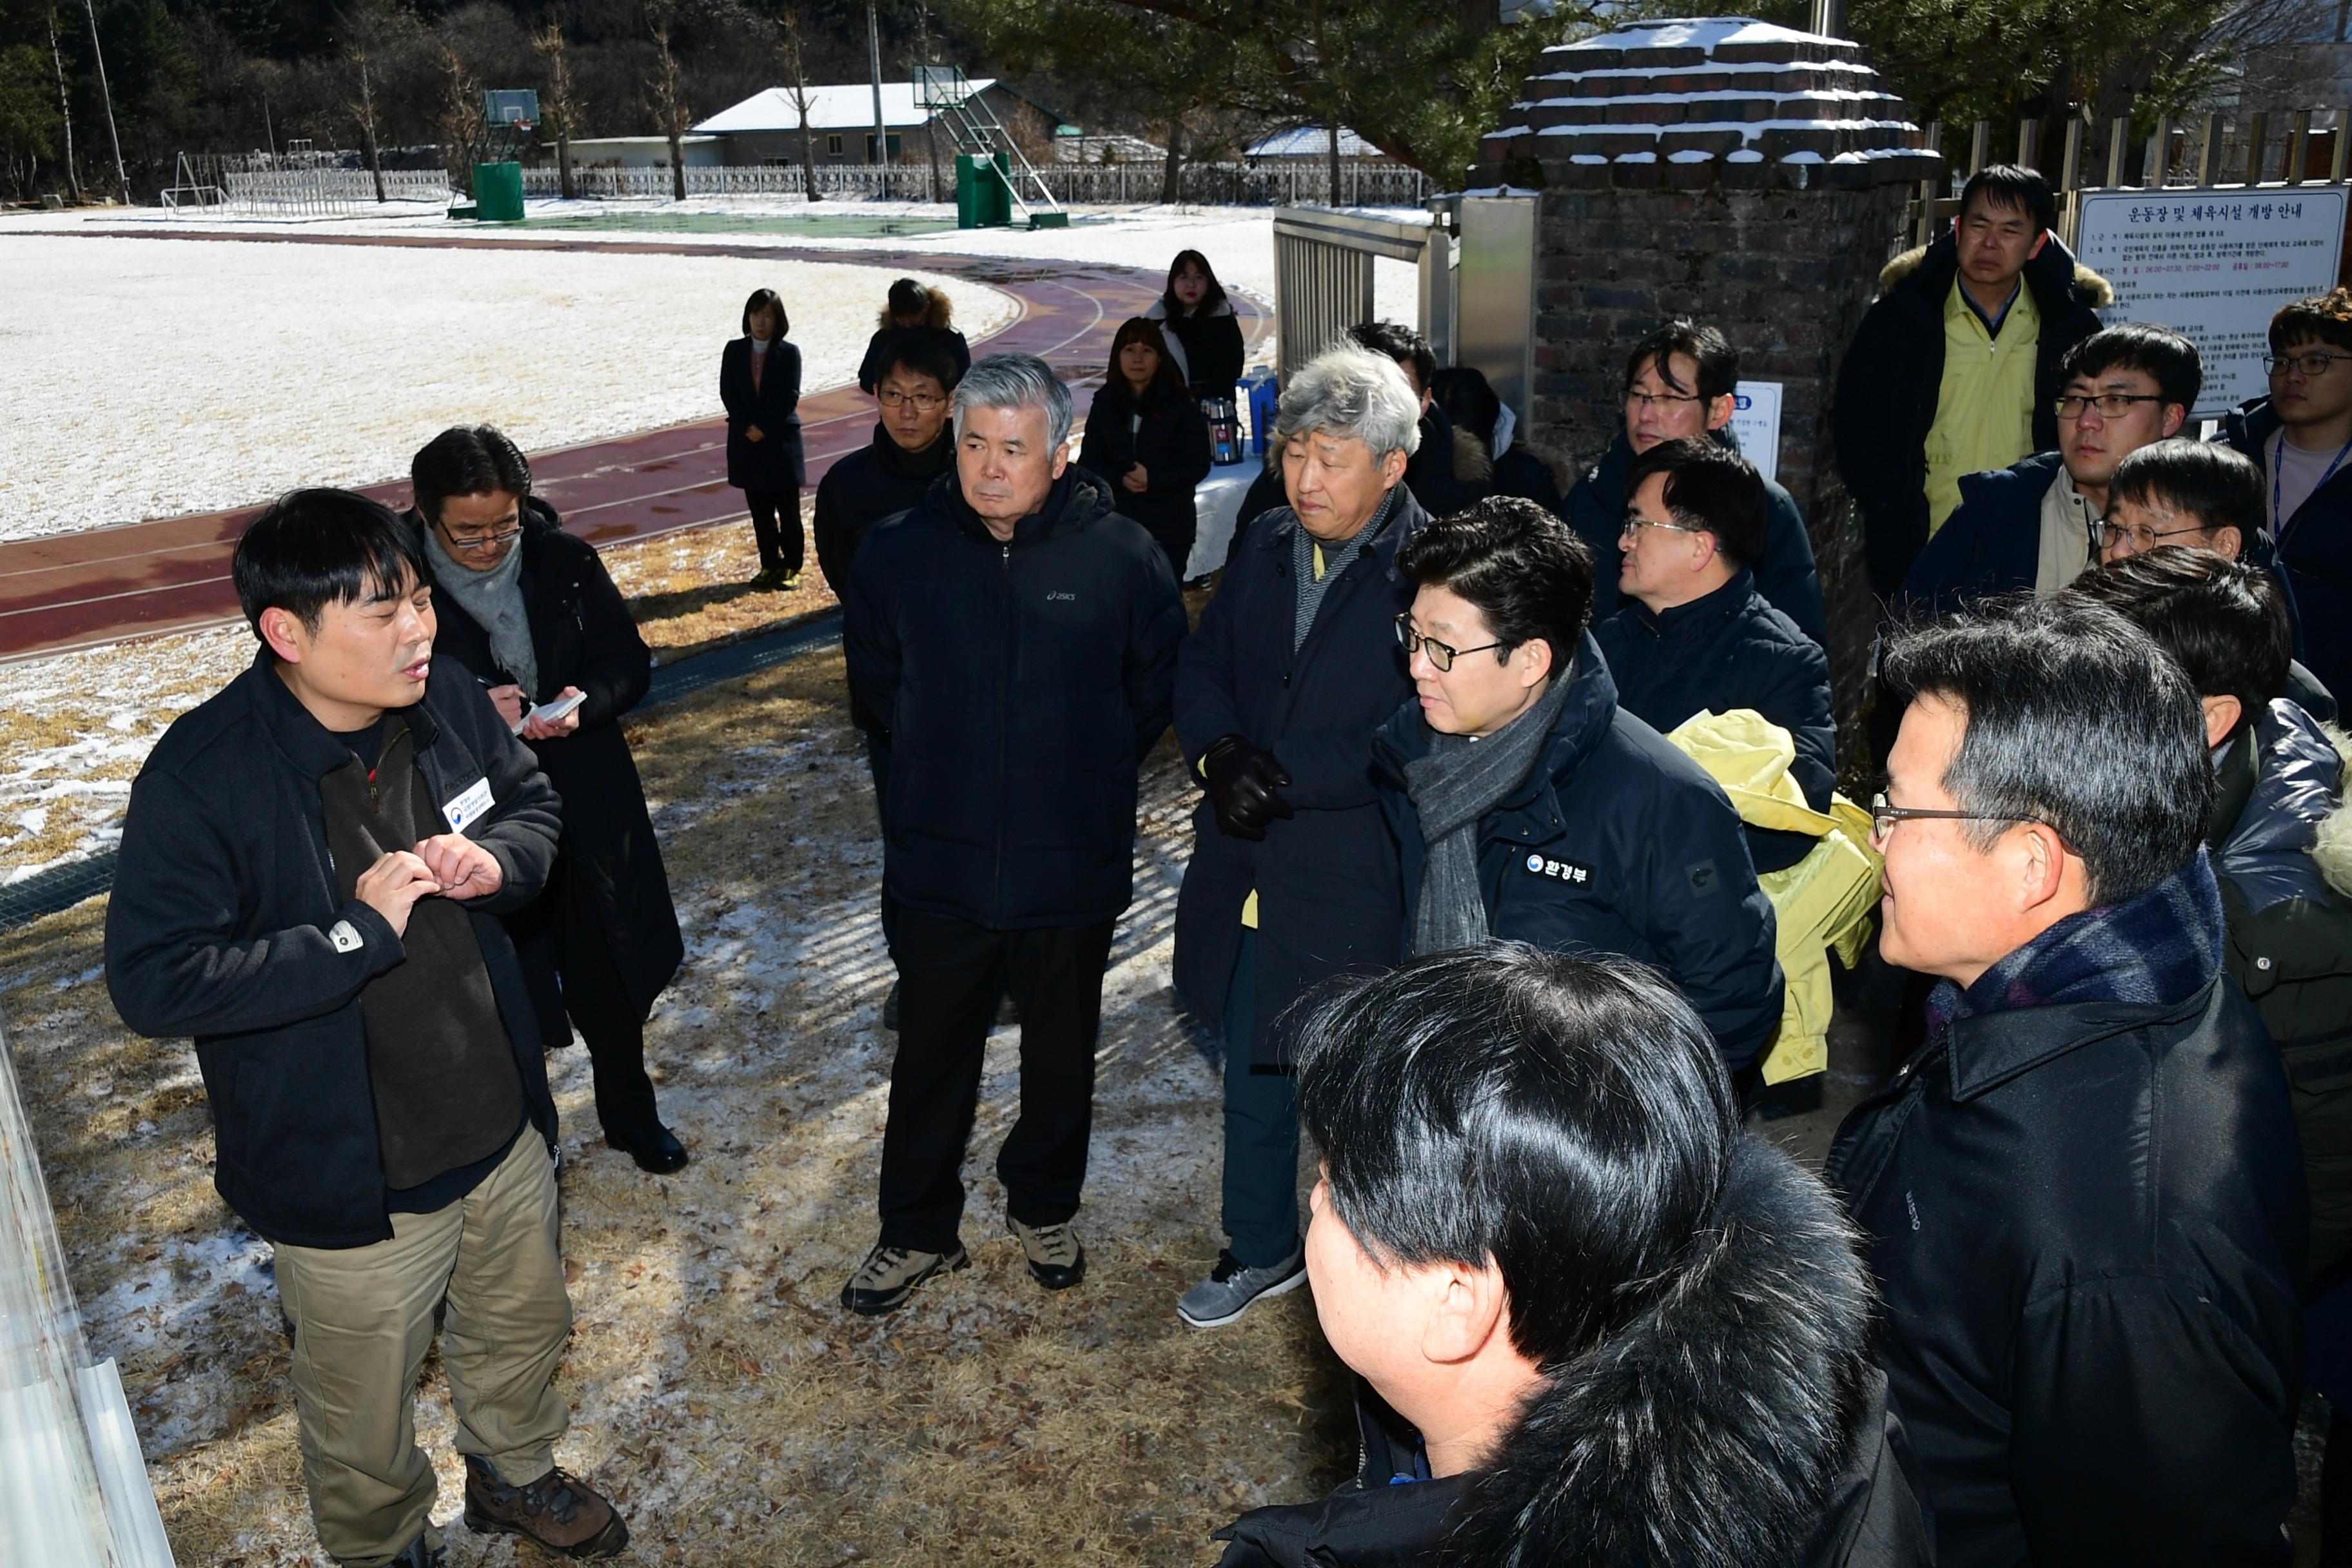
[{"xmin": 2273, "ymin": 429, "xmax": 2352, "ymax": 540}]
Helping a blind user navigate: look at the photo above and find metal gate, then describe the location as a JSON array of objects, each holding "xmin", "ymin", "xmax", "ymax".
[{"xmin": 1271, "ymin": 208, "xmax": 1455, "ymax": 378}]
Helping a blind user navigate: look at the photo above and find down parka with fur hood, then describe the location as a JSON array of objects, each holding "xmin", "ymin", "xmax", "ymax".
[
  {"xmin": 1834, "ymin": 229, "xmax": 2111, "ymax": 596},
  {"xmin": 1210, "ymin": 1135, "xmax": 1932, "ymax": 1567},
  {"xmin": 857, "ymin": 290, "xmax": 973, "ymax": 395}
]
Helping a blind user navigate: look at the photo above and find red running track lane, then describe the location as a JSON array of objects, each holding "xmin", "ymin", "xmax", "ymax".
[{"xmin": 0, "ymin": 231, "xmax": 1271, "ymax": 660}]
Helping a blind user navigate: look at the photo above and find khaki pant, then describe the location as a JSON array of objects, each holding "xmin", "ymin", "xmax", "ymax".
[{"xmin": 273, "ymin": 1131, "xmax": 573, "ymax": 1567}]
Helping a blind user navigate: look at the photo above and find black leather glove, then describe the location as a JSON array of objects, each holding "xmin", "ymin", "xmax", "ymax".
[{"xmin": 1201, "ymin": 734, "xmax": 1294, "ymax": 841}]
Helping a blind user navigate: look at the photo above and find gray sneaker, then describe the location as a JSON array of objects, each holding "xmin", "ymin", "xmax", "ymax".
[
  {"xmin": 839, "ymin": 1239, "xmax": 968, "ymax": 1315},
  {"xmin": 1177, "ymin": 1246, "xmax": 1308, "ymax": 1328}
]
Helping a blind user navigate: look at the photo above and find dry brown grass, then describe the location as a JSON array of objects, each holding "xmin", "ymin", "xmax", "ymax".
[
  {"xmin": 3, "ymin": 638, "xmax": 1351, "ymax": 1567},
  {"xmin": 600, "ymin": 501, "xmax": 838, "ymax": 665}
]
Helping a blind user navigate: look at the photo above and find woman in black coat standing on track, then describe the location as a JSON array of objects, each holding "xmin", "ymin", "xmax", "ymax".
[
  {"xmin": 721, "ymin": 287, "xmax": 806, "ymax": 589},
  {"xmin": 408, "ymin": 426, "xmax": 691, "ymax": 1174},
  {"xmin": 1080, "ymin": 317, "xmax": 1215, "ymax": 580},
  {"xmin": 1146, "ymin": 249, "xmax": 1246, "ymax": 409}
]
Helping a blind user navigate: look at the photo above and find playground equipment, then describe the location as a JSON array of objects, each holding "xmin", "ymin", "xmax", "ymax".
[
  {"xmin": 916, "ymin": 65, "xmax": 1066, "ymax": 229},
  {"xmin": 453, "ymin": 90, "xmax": 536, "ymax": 221}
]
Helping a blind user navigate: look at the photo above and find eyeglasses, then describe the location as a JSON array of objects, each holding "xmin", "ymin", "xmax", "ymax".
[
  {"xmin": 1620, "ymin": 513, "xmax": 1706, "ymax": 539},
  {"xmin": 1867, "ymin": 791, "xmax": 2070, "ymax": 848},
  {"xmin": 1395, "ymin": 613, "xmax": 1503, "ymax": 672},
  {"xmin": 879, "ymin": 389, "xmax": 945, "ymax": 411},
  {"xmin": 1624, "ymin": 389, "xmax": 1705, "ymax": 411},
  {"xmin": 2089, "ymin": 517, "xmax": 2210, "ymax": 553},
  {"xmin": 2054, "ymin": 393, "xmax": 2169, "ymax": 420},
  {"xmin": 2266, "ymin": 351, "xmax": 2352, "ymax": 378},
  {"xmin": 440, "ymin": 524, "xmax": 522, "ymax": 553}
]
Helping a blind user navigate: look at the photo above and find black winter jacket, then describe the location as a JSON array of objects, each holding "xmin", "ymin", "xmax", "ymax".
[
  {"xmin": 1148, "ymin": 297, "xmax": 1246, "ymax": 404},
  {"xmin": 1897, "ymin": 450, "xmax": 2072, "ymax": 617},
  {"xmin": 813, "ymin": 423, "xmax": 957, "ymax": 609},
  {"xmin": 1826, "ymin": 961, "xmax": 2305, "ymax": 1565},
  {"xmin": 1372, "ymin": 640, "xmax": 1783, "ymax": 1070},
  {"xmin": 1213, "ymin": 1137, "xmax": 1932, "ymax": 1568},
  {"xmin": 1593, "ymin": 568, "xmax": 1836, "ymax": 875},
  {"xmin": 1172, "ymin": 492, "xmax": 1425, "ymax": 1067},
  {"xmin": 2223, "ymin": 397, "xmax": 2352, "ymax": 701},
  {"xmin": 720, "ymin": 335, "xmax": 805, "ymax": 493},
  {"xmin": 1562, "ymin": 430, "xmax": 1828, "ymax": 647},
  {"xmin": 856, "ymin": 295, "xmax": 972, "ymax": 395},
  {"xmin": 1077, "ymin": 380, "xmax": 1215, "ymax": 560},
  {"xmin": 105, "ymin": 652, "xmax": 564, "ymax": 1249},
  {"xmin": 1836, "ymin": 231, "xmax": 2110, "ymax": 596},
  {"xmin": 843, "ymin": 465, "xmax": 1185, "ymax": 929},
  {"xmin": 416, "ymin": 500, "xmax": 682, "ymax": 1032}
]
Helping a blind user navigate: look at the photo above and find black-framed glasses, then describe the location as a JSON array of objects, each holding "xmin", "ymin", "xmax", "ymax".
[
  {"xmin": 1624, "ymin": 389, "xmax": 1705, "ymax": 410},
  {"xmin": 439, "ymin": 524, "xmax": 522, "ymax": 553},
  {"xmin": 879, "ymin": 389, "xmax": 945, "ymax": 410},
  {"xmin": 1395, "ymin": 613, "xmax": 1502, "ymax": 672},
  {"xmin": 2267, "ymin": 351, "xmax": 2352, "ymax": 378},
  {"xmin": 1868, "ymin": 791, "xmax": 2070, "ymax": 848},
  {"xmin": 2089, "ymin": 516, "xmax": 2210, "ymax": 553},
  {"xmin": 2054, "ymin": 393, "xmax": 2168, "ymax": 420}
]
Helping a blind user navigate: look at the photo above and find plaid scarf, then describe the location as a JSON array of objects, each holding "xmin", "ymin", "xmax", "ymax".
[{"xmin": 1927, "ymin": 849, "xmax": 2226, "ymax": 1032}]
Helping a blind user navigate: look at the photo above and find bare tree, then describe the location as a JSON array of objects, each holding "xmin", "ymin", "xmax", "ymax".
[
  {"xmin": 777, "ymin": 8, "xmax": 821, "ymax": 202},
  {"xmin": 45, "ymin": 7, "xmax": 79, "ymax": 203},
  {"xmin": 436, "ymin": 41, "xmax": 486, "ymax": 194},
  {"xmin": 531, "ymin": 21, "xmax": 579, "ymax": 199},
  {"xmin": 648, "ymin": 18, "xmax": 690, "ymax": 202},
  {"xmin": 341, "ymin": 5, "xmax": 418, "ymax": 204}
]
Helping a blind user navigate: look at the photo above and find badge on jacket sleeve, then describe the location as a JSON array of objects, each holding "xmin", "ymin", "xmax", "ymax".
[{"xmin": 441, "ymin": 777, "xmax": 495, "ymax": 834}]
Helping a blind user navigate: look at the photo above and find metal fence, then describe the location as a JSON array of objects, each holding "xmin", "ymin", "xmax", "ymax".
[
  {"xmin": 1271, "ymin": 207, "xmax": 1455, "ymax": 379},
  {"xmin": 170, "ymin": 153, "xmax": 451, "ymax": 216},
  {"xmin": 521, "ymin": 158, "xmax": 1429, "ymax": 208}
]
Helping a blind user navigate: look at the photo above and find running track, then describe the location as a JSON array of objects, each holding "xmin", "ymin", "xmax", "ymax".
[{"xmin": 0, "ymin": 231, "xmax": 1271, "ymax": 660}]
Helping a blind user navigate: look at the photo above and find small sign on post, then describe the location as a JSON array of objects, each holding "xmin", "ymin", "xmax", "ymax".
[
  {"xmin": 1730, "ymin": 380, "xmax": 1783, "ymax": 484},
  {"xmin": 2075, "ymin": 188, "xmax": 2349, "ymax": 418}
]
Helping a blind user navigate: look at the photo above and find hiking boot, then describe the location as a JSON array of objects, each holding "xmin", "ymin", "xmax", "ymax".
[
  {"xmin": 840, "ymin": 1239, "xmax": 968, "ymax": 1315},
  {"xmin": 461, "ymin": 1456, "xmax": 627, "ymax": 1558},
  {"xmin": 1008, "ymin": 1217, "xmax": 1086, "ymax": 1290},
  {"xmin": 1177, "ymin": 1246, "xmax": 1308, "ymax": 1329},
  {"xmin": 386, "ymin": 1533, "xmax": 445, "ymax": 1568}
]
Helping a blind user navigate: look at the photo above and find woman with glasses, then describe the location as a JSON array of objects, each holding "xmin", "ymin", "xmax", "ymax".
[
  {"xmin": 721, "ymin": 286, "xmax": 807, "ymax": 589},
  {"xmin": 1078, "ymin": 318, "xmax": 1214, "ymax": 580},
  {"xmin": 407, "ymin": 426, "xmax": 689, "ymax": 1175}
]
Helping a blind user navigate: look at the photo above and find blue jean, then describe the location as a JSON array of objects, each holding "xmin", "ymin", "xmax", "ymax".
[{"xmin": 1221, "ymin": 930, "xmax": 1301, "ymax": 1269}]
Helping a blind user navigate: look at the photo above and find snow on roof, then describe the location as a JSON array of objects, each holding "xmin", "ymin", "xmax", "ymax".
[
  {"xmin": 694, "ymin": 79, "xmax": 1000, "ymax": 135},
  {"xmin": 1246, "ymin": 125, "xmax": 1382, "ymax": 158},
  {"xmin": 1549, "ymin": 17, "xmax": 1844, "ymax": 52}
]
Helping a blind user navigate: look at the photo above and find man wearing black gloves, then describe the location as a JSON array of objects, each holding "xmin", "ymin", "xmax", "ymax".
[
  {"xmin": 1171, "ymin": 344, "xmax": 1426, "ymax": 1329},
  {"xmin": 1593, "ymin": 438, "xmax": 1835, "ymax": 875},
  {"xmin": 105, "ymin": 490, "xmax": 627, "ymax": 1566},
  {"xmin": 841, "ymin": 353, "xmax": 1186, "ymax": 1315}
]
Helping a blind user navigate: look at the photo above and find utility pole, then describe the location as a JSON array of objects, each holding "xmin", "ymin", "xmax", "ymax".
[
  {"xmin": 81, "ymin": 0, "xmax": 127, "ymax": 201},
  {"xmin": 867, "ymin": 0, "xmax": 888, "ymax": 199}
]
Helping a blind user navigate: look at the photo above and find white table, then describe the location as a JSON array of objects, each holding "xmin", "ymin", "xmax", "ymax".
[{"xmin": 1185, "ymin": 464, "xmax": 1267, "ymax": 581}]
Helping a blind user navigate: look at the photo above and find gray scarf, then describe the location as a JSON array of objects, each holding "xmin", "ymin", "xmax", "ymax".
[
  {"xmin": 423, "ymin": 523, "xmax": 538, "ymax": 700},
  {"xmin": 1402, "ymin": 664, "xmax": 1579, "ymax": 956}
]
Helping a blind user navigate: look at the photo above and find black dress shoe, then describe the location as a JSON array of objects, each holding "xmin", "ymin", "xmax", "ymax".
[{"xmin": 605, "ymin": 1125, "xmax": 689, "ymax": 1174}]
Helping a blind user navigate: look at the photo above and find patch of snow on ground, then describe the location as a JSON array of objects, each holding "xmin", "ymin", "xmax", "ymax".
[{"xmin": 0, "ymin": 235, "xmax": 1012, "ymax": 543}]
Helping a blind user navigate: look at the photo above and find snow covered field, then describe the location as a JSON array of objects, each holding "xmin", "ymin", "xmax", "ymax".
[{"xmin": 0, "ymin": 235, "xmax": 1012, "ymax": 543}]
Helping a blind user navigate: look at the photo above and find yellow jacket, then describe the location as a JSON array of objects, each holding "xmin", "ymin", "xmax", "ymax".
[{"xmin": 1665, "ymin": 709, "xmax": 1883, "ymax": 1085}]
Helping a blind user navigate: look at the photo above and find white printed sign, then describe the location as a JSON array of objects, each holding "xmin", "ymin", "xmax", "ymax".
[
  {"xmin": 1730, "ymin": 380, "xmax": 1783, "ymax": 484},
  {"xmin": 2075, "ymin": 188, "xmax": 2347, "ymax": 418}
]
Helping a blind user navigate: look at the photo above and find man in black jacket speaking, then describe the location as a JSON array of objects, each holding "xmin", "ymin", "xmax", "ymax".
[
  {"xmin": 841, "ymin": 353, "xmax": 1186, "ymax": 1315},
  {"xmin": 1827, "ymin": 596, "xmax": 2304, "ymax": 1565},
  {"xmin": 105, "ymin": 490, "xmax": 627, "ymax": 1565}
]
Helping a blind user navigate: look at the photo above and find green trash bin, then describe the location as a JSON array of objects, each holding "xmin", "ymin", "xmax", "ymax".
[
  {"xmin": 471, "ymin": 161, "xmax": 525, "ymax": 222},
  {"xmin": 955, "ymin": 153, "xmax": 1012, "ymax": 230}
]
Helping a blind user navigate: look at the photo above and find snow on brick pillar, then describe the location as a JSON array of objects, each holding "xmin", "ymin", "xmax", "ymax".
[{"xmin": 1470, "ymin": 17, "xmax": 1941, "ymax": 732}]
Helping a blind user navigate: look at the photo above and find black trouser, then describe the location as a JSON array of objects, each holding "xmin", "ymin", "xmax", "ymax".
[
  {"xmin": 877, "ymin": 909, "xmax": 1115, "ymax": 1253},
  {"xmin": 533, "ymin": 914, "xmax": 663, "ymax": 1142},
  {"xmin": 862, "ymin": 730, "xmax": 899, "ymax": 961},
  {"xmin": 743, "ymin": 487, "xmax": 802, "ymax": 575}
]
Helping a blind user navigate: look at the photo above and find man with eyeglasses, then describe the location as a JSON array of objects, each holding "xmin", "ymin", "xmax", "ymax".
[
  {"xmin": 1560, "ymin": 319, "xmax": 1826, "ymax": 645},
  {"xmin": 1592, "ymin": 438, "xmax": 1834, "ymax": 876},
  {"xmin": 1837, "ymin": 165, "xmax": 2112, "ymax": 596},
  {"xmin": 815, "ymin": 336, "xmax": 966, "ymax": 1028},
  {"xmin": 1901, "ymin": 324, "xmax": 2197, "ymax": 617},
  {"xmin": 1827, "ymin": 595, "xmax": 2303, "ymax": 1566},
  {"xmin": 2222, "ymin": 288, "xmax": 2352, "ymax": 703},
  {"xmin": 1371, "ymin": 495, "xmax": 1783, "ymax": 1085}
]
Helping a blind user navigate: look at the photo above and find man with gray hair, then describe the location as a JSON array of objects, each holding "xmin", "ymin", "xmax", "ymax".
[
  {"xmin": 841, "ymin": 352, "xmax": 1186, "ymax": 1314},
  {"xmin": 1169, "ymin": 344, "xmax": 1427, "ymax": 1327}
]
